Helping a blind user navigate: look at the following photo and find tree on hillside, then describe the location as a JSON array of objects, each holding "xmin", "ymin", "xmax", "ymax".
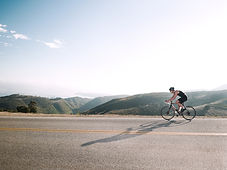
[
  {"xmin": 17, "ymin": 106, "xmax": 29, "ymax": 113},
  {"xmin": 28, "ymin": 101, "xmax": 37, "ymax": 113}
]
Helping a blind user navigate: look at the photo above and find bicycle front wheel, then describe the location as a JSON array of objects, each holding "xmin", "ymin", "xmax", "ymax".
[
  {"xmin": 182, "ymin": 106, "xmax": 196, "ymax": 120},
  {"xmin": 161, "ymin": 106, "xmax": 175, "ymax": 120}
]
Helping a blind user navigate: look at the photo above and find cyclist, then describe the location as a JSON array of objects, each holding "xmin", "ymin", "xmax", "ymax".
[{"xmin": 165, "ymin": 87, "xmax": 187, "ymax": 112}]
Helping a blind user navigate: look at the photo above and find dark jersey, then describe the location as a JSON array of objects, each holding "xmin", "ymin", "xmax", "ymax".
[{"xmin": 177, "ymin": 91, "xmax": 187, "ymax": 98}]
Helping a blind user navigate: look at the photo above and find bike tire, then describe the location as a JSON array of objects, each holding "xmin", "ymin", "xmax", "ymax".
[
  {"xmin": 182, "ymin": 106, "xmax": 196, "ymax": 120},
  {"xmin": 161, "ymin": 106, "xmax": 175, "ymax": 120}
]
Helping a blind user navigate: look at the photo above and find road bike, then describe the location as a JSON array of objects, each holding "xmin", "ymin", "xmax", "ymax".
[{"xmin": 161, "ymin": 101, "xmax": 196, "ymax": 121}]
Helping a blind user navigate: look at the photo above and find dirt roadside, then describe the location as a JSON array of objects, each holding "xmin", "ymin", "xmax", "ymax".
[{"xmin": 1, "ymin": 112, "xmax": 227, "ymax": 119}]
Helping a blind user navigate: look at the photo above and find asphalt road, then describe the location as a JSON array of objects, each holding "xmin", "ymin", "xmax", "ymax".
[{"xmin": 0, "ymin": 116, "xmax": 227, "ymax": 170}]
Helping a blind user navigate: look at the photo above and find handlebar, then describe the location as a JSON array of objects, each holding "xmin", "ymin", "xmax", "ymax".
[
  {"xmin": 165, "ymin": 101, "xmax": 185, "ymax": 106},
  {"xmin": 165, "ymin": 101, "xmax": 176, "ymax": 104}
]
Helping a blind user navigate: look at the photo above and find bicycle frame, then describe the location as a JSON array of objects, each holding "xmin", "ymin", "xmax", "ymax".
[{"xmin": 166, "ymin": 101, "xmax": 185, "ymax": 114}]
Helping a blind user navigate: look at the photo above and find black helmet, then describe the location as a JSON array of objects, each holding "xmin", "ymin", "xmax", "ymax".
[{"xmin": 169, "ymin": 87, "xmax": 174, "ymax": 91}]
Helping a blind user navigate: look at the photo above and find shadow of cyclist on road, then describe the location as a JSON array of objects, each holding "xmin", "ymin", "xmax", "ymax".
[{"xmin": 81, "ymin": 119, "xmax": 190, "ymax": 147}]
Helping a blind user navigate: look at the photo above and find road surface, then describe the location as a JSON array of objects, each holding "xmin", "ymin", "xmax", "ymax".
[{"xmin": 0, "ymin": 116, "xmax": 227, "ymax": 170}]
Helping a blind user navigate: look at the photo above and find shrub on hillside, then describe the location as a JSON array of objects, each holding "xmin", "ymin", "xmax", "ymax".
[
  {"xmin": 28, "ymin": 101, "xmax": 37, "ymax": 113},
  {"xmin": 17, "ymin": 106, "xmax": 29, "ymax": 113}
]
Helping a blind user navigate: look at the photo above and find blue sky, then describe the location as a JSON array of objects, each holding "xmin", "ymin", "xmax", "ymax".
[{"xmin": 1, "ymin": 0, "xmax": 227, "ymax": 97}]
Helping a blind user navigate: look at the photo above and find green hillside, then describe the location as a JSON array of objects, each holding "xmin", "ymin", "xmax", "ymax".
[
  {"xmin": 85, "ymin": 92, "xmax": 169, "ymax": 115},
  {"xmin": 85, "ymin": 90, "xmax": 227, "ymax": 116},
  {"xmin": 1, "ymin": 91, "xmax": 227, "ymax": 116},
  {"xmin": 78, "ymin": 95, "xmax": 128, "ymax": 112},
  {"xmin": 0, "ymin": 94, "xmax": 126, "ymax": 114},
  {"xmin": 64, "ymin": 97, "xmax": 91, "ymax": 113},
  {"xmin": 0, "ymin": 94, "xmax": 90, "ymax": 114}
]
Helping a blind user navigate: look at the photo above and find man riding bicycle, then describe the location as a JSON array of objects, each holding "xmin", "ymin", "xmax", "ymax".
[{"xmin": 165, "ymin": 87, "xmax": 187, "ymax": 112}]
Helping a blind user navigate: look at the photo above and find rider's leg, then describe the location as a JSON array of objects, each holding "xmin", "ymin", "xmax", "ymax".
[{"xmin": 176, "ymin": 100, "xmax": 183, "ymax": 111}]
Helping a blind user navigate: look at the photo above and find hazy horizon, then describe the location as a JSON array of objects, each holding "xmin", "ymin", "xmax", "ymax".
[
  {"xmin": 1, "ymin": 0, "xmax": 227, "ymax": 98},
  {"xmin": 0, "ymin": 81, "xmax": 227, "ymax": 98}
]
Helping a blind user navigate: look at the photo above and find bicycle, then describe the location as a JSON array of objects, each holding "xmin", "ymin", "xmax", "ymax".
[{"xmin": 161, "ymin": 101, "xmax": 196, "ymax": 121}]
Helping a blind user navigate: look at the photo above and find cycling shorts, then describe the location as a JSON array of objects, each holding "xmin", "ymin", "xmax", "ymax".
[{"xmin": 178, "ymin": 96, "xmax": 187, "ymax": 104}]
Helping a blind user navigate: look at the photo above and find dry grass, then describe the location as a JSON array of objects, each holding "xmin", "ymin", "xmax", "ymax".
[
  {"xmin": 0, "ymin": 112, "xmax": 227, "ymax": 118},
  {"xmin": 0, "ymin": 112, "xmax": 77, "ymax": 117},
  {"xmin": 0, "ymin": 112, "xmax": 160, "ymax": 118}
]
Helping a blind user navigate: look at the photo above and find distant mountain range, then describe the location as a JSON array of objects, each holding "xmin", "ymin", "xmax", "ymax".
[{"xmin": 1, "ymin": 90, "xmax": 227, "ymax": 116}]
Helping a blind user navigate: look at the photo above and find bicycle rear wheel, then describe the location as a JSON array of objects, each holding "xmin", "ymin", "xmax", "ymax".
[
  {"xmin": 161, "ymin": 106, "xmax": 175, "ymax": 120},
  {"xmin": 182, "ymin": 106, "xmax": 196, "ymax": 120}
]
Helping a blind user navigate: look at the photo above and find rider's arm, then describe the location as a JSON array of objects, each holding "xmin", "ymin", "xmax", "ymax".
[{"xmin": 168, "ymin": 91, "xmax": 179, "ymax": 102}]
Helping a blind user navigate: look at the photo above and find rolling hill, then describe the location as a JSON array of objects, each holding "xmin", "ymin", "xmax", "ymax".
[
  {"xmin": 1, "ymin": 90, "xmax": 227, "ymax": 116},
  {"xmin": 0, "ymin": 94, "xmax": 89, "ymax": 114},
  {"xmin": 0, "ymin": 94, "xmax": 127, "ymax": 114},
  {"xmin": 78, "ymin": 95, "xmax": 128, "ymax": 112},
  {"xmin": 85, "ymin": 90, "xmax": 227, "ymax": 116}
]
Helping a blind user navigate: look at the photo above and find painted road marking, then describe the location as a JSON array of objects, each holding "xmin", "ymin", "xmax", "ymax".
[{"xmin": 0, "ymin": 127, "xmax": 227, "ymax": 136}]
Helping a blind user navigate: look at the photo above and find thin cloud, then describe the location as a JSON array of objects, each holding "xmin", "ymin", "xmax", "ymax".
[
  {"xmin": 0, "ymin": 24, "xmax": 7, "ymax": 33},
  {"xmin": 37, "ymin": 39, "xmax": 64, "ymax": 48},
  {"xmin": 1, "ymin": 24, "xmax": 64, "ymax": 49},
  {"xmin": 0, "ymin": 24, "xmax": 7, "ymax": 27},
  {"xmin": 6, "ymin": 35, "xmax": 12, "ymax": 39},
  {"xmin": 0, "ymin": 42, "xmax": 10, "ymax": 47},
  {"xmin": 7, "ymin": 29, "xmax": 29, "ymax": 40},
  {"xmin": 12, "ymin": 33, "xmax": 29, "ymax": 40},
  {"xmin": 4, "ymin": 42, "xmax": 9, "ymax": 47},
  {"xmin": 0, "ymin": 27, "xmax": 7, "ymax": 33},
  {"xmin": 10, "ymin": 30, "xmax": 16, "ymax": 34}
]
